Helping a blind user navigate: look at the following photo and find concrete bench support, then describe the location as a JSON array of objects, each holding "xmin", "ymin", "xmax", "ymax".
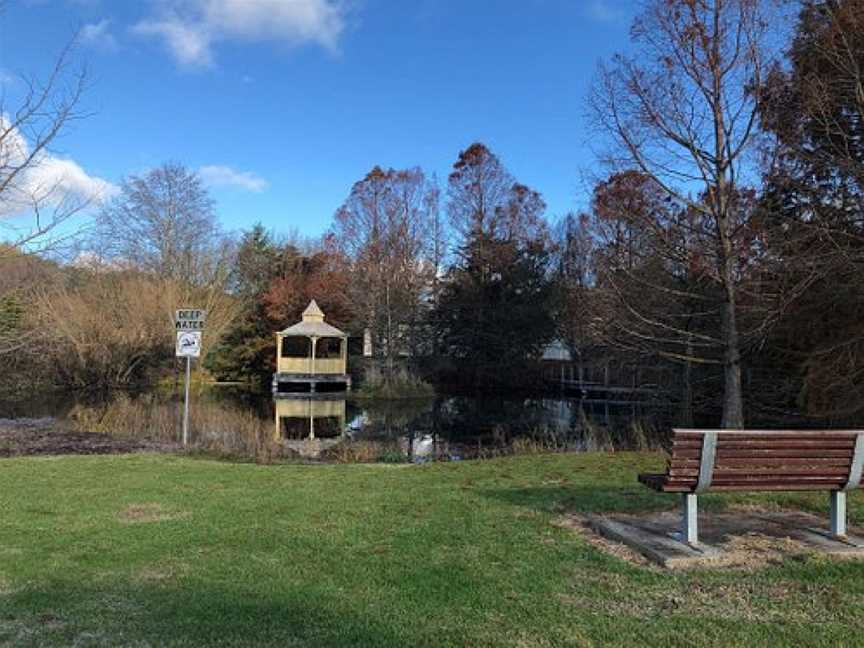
[{"xmin": 831, "ymin": 491, "xmax": 847, "ymax": 538}]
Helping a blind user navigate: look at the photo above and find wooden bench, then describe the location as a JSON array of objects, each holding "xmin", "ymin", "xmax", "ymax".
[{"xmin": 639, "ymin": 429, "xmax": 864, "ymax": 545}]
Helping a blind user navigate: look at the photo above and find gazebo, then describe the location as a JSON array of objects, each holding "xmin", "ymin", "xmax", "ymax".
[{"xmin": 272, "ymin": 300, "xmax": 351, "ymax": 395}]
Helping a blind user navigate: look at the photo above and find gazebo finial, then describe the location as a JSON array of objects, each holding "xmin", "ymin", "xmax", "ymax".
[{"xmin": 302, "ymin": 300, "xmax": 325, "ymax": 323}]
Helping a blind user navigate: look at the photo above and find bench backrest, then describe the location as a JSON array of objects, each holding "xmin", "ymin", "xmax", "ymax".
[{"xmin": 667, "ymin": 429, "xmax": 864, "ymax": 492}]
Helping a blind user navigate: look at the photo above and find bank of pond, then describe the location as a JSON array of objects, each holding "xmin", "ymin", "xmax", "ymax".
[{"xmin": 0, "ymin": 388, "xmax": 671, "ymax": 463}]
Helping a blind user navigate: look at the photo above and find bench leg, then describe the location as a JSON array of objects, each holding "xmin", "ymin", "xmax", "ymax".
[
  {"xmin": 830, "ymin": 491, "xmax": 847, "ymax": 538},
  {"xmin": 682, "ymin": 493, "xmax": 698, "ymax": 545}
]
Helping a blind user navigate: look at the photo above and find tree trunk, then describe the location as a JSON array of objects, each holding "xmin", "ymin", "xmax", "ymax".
[
  {"xmin": 680, "ymin": 332, "xmax": 694, "ymax": 428},
  {"xmin": 385, "ymin": 281, "xmax": 394, "ymax": 381},
  {"xmin": 720, "ymin": 268, "xmax": 744, "ymax": 428},
  {"xmin": 710, "ymin": 1, "xmax": 744, "ymax": 430},
  {"xmin": 721, "ymin": 303, "xmax": 744, "ymax": 428}
]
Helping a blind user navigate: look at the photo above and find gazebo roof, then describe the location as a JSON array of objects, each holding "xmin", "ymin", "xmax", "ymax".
[{"xmin": 279, "ymin": 300, "xmax": 347, "ymax": 338}]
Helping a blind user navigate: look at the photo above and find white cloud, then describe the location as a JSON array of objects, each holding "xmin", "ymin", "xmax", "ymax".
[
  {"xmin": 133, "ymin": 0, "xmax": 345, "ymax": 68},
  {"xmin": 0, "ymin": 116, "xmax": 117, "ymax": 217},
  {"xmin": 199, "ymin": 165, "xmax": 268, "ymax": 193},
  {"xmin": 134, "ymin": 18, "xmax": 211, "ymax": 67},
  {"xmin": 26, "ymin": 156, "xmax": 118, "ymax": 204},
  {"xmin": 583, "ymin": 0, "xmax": 625, "ymax": 23},
  {"xmin": 81, "ymin": 19, "xmax": 118, "ymax": 50}
]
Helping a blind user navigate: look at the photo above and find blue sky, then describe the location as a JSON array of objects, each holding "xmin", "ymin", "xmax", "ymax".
[{"xmin": 0, "ymin": 0, "xmax": 635, "ymax": 239}]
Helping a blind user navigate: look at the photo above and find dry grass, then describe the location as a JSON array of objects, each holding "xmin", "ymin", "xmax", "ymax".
[
  {"xmin": 321, "ymin": 439, "xmax": 406, "ymax": 463},
  {"xmin": 69, "ymin": 393, "xmax": 282, "ymax": 463},
  {"xmin": 553, "ymin": 515, "xmax": 654, "ymax": 567}
]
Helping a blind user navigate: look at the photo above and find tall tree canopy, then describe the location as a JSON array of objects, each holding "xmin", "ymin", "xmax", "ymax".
[
  {"xmin": 759, "ymin": 0, "xmax": 864, "ymax": 417},
  {"xmin": 590, "ymin": 0, "xmax": 778, "ymax": 427},
  {"xmin": 437, "ymin": 143, "xmax": 556, "ymax": 389},
  {"xmin": 330, "ymin": 166, "xmax": 438, "ymax": 373}
]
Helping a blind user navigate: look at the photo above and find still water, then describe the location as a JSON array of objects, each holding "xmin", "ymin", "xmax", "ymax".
[{"xmin": 0, "ymin": 388, "xmax": 670, "ymax": 461}]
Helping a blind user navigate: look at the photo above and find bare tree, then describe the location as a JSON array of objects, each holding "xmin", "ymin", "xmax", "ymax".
[
  {"xmin": 93, "ymin": 162, "xmax": 227, "ymax": 284},
  {"xmin": 587, "ymin": 171, "xmax": 735, "ymax": 424},
  {"xmin": 0, "ymin": 32, "xmax": 94, "ymax": 361},
  {"xmin": 0, "ymin": 35, "xmax": 93, "ymax": 257},
  {"xmin": 590, "ymin": 0, "xmax": 779, "ymax": 427}
]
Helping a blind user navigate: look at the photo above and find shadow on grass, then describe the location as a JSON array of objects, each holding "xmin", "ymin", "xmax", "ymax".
[
  {"xmin": 478, "ymin": 484, "xmax": 672, "ymax": 517},
  {"xmin": 2, "ymin": 583, "xmax": 411, "ymax": 647},
  {"xmin": 478, "ymin": 484, "xmax": 807, "ymax": 517}
]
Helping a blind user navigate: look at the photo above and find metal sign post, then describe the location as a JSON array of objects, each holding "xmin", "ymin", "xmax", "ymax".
[
  {"xmin": 183, "ymin": 353, "xmax": 192, "ymax": 446},
  {"xmin": 175, "ymin": 310, "xmax": 206, "ymax": 447}
]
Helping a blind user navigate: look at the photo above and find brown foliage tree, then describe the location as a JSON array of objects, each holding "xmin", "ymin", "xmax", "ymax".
[
  {"xmin": 263, "ymin": 248, "xmax": 353, "ymax": 330},
  {"xmin": 331, "ymin": 166, "xmax": 438, "ymax": 373},
  {"xmin": 447, "ymin": 143, "xmax": 548, "ymax": 251},
  {"xmin": 31, "ymin": 272, "xmax": 240, "ymax": 388}
]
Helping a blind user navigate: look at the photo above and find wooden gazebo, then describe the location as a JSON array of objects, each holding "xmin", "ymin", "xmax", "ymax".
[{"xmin": 272, "ymin": 300, "xmax": 351, "ymax": 395}]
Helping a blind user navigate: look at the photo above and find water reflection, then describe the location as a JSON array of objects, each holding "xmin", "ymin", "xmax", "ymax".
[
  {"xmin": 270, "ymin": 393, "xmax": 669, "ymax": 461},
  {"xmin": 274, "ymin": 397, "xmax": 347, "ymax": 458}
]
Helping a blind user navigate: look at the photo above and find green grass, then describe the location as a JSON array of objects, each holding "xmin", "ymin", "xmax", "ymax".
[{"xmin": 2, "ymin": 452, "xmax": 864, "ymax": 646}]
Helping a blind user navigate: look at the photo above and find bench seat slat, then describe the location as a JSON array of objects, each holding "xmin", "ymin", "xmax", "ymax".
[
  {"xmin": 639, "ymin": 477, "xmax": 850, "ymax": 493},
  {"xmin": 683, "ymin": 483, "xmax": 846, "ymax": 492},
  {"xmin": 713, "ymin": 476, "xmax": 848, "ymax": 484},
  {"xmin": 675, "ymin": 429, "xmax": 864, "ymax": 436},
  {"xmin": 641, "ymin": 428, "xmax": 864, "ymax": 495},
  {"xmin": 716, "ymin": 441, "xmax": 855, "ymax": 449},
  {"xmin": 716, "ymin": 449, "xmax": 854, "ymax": 457},
  {"xmin": 671, "ymin": 457, "xmax": 851, "ymax": 468},
  {"xmin": 667, "ymin": 466, "xmax": 849, "ymax": 482},
  {"xmin": 670, "ymin": 448, "xmax": 853, "ymax": 460}
]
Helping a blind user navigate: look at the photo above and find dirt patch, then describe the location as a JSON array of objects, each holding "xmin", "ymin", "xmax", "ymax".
[
  {"xmin": 0, "ymin": 418, "xmax": 175, "ymax": 457},
  {"xmin": 118, "ymin": 503, "xmax": 191, "ymax": 524},
  {"xmin": 562, "ymin": 508, "xmax": 864, "ymax": 570},
  {"xmin": 717, "ymin": 532, "xmax": 813, "ymax": 569}
]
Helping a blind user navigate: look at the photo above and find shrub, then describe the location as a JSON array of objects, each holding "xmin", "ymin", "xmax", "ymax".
[{"xmin": 356, "ymin": 366, "xmax": 434, "ymax": 399}]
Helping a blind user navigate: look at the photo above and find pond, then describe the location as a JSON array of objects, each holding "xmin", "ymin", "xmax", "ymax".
[{"xmin": 0, "ymin": 388, "xmax": 672, "ymax": 462}]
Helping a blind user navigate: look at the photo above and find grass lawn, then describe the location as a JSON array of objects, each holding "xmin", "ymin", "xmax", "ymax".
[{"xmin": 2, "ymin": 452, "xmax": 864, "ymax": 646}]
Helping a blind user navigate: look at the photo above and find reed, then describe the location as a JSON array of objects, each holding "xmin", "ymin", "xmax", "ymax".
[{"xmin": 68, "ymin": 393, "xmax": 281, "ymax": 464}]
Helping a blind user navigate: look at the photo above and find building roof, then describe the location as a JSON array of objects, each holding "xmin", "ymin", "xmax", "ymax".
[
  {"xmin": 303, "ymin": 299, "xmax": 324, "ymax": 322},
  {"xmin": 279, "ymin": 300, "xmax": 347, "ymax": 338},
  {"xmin": 542, "ymin": 339, "xmax": 572, "ymax": 361}
]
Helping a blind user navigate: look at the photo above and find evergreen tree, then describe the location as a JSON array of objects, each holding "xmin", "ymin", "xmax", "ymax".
[
  {"xmin": 205, "ymin": 225, "xmax": 282, "ymax": 384},
  {"xmin": 436, "ymin": 232, "xmax": 557, "ymax": 390}
]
